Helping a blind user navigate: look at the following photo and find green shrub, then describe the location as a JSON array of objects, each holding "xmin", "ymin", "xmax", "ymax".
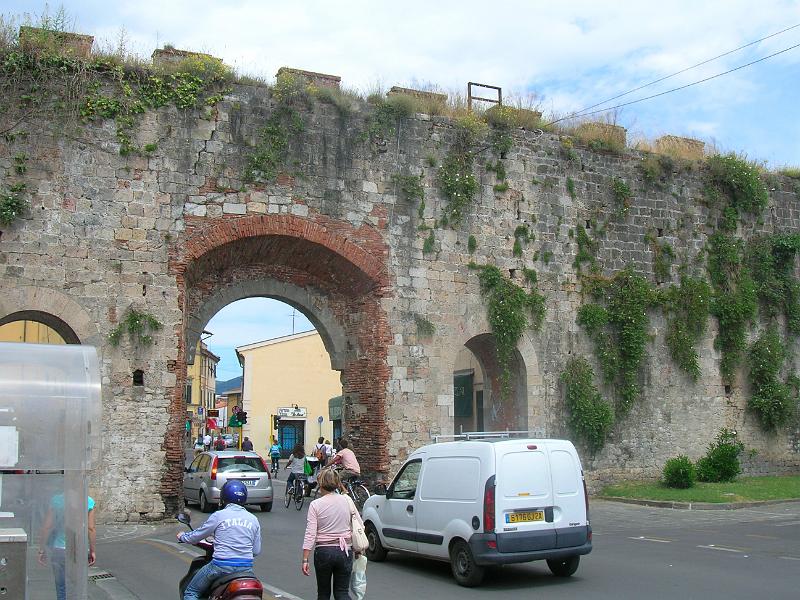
[
  {"xmin": 696, "ymin": 429, "xmax": 744, "ymax": 483},
  {"xmin": 663, "ymin": 456, "xmax": 696, "ymax": 489},
  {"xmin": 747, "ymin": 327, "xmax": 795, "ymax": 430}
]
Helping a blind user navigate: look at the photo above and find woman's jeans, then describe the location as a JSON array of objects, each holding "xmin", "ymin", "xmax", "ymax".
[
  {"xmin": 51, "ymin": 548, "xmax": 66, "ymax": 600},
  {"xmin": 314, "ymin": 546, "xmax": 353, "ymax": 600}
]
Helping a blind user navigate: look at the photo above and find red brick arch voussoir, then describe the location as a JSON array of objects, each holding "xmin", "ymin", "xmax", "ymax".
[{"xmin": 175, "ymin": 214, "xmax": 389, "ymax": 288}]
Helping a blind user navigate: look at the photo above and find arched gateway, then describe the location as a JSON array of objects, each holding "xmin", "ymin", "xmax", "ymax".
[{"xmin": 164, "ymin": 214, "xmax": 392, "ymax": 514}]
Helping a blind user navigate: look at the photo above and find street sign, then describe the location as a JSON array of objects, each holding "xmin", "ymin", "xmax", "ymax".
[
  {"xmin": 207, "ymin": 409, "xmax": 219, "ymax": 417},
  {"xmin": 232, "ymin": 405, "xmax": 241, "ymax": 413},
  {"xmin": 317, "ymin": 416, "xmax": 324, "ymax": 424}
]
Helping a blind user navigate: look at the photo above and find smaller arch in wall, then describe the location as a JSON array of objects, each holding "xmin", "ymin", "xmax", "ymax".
[{"xmin": 0, "ymin": 310, "xmax": 80, "ymax": 344}]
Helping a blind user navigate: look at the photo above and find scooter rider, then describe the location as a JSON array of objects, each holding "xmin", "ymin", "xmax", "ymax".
[{"xmin": 177, "ymin": 480, "xmax": 262, "ymax": 600}]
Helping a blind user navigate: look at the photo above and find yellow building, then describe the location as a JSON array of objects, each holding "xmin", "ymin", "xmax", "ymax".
[
  {"xmin": 185, "ymin": 337, "xmax": 220, "ymax": 440},
  {"xmin": 237, "ymin": 330, "xmax": 341, "ymax": 457}
]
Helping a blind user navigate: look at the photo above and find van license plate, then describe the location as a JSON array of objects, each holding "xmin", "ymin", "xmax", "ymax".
[
  {"xmin": 242, "ymin": 479, "xmax": 258, "ymax": 487},
  {"xmin": 506, "ymin": 511, "xmax": 545, "ymax": 523}
]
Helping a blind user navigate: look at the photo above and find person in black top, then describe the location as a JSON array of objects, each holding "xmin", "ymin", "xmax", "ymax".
[{"xmin": 241, "ymin": 436, "xmax": 254, "ymax": 451}]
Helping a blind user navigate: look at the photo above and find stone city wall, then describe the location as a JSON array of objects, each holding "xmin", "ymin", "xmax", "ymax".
[{"xmin": 2, "ymin": 75, "xmax": 799, "ymax": 519}]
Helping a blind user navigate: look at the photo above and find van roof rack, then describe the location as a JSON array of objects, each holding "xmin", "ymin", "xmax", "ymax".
[{"xmin": 432, "ymin": 430, "xmax": 539, "ymax": 443}]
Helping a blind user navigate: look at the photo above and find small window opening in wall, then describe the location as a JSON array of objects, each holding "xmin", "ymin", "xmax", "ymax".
[
  {"xmin": 657, "ymin": 228, "xmax": 664, "ymax": 237},
  {"xmin": 724, "ymin": 384, "xmax": 731, "ymax": 396},
  {"xmin": 585, "ymin": 219, "xmax": 591, "ymax": 229},
  {"xmin": 509, "ymin": 268, "xmax": 517, "ymax": 279},
  {"xmin": 133, "ymin": 370, "xmax": 144, "ymax": 386}
]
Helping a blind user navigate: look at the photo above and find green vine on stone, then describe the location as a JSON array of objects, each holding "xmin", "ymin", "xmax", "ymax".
[
  {"xmin": 561, "ymin": 356, "xmax": 614, "ymax": 453},
  {"xmin": 0, "ymin": 182, "xmax": 27, "ymax": 226},
  {"xmin": 438, "ymin": 114, "xmax": 485, "ymax": 226},
  {"xmin": 747, "ymin": 327, "xmax": 796, "ymax": 430},
  {"xmin": 471, "ymin": 263, "xmax": 545, "ymax": 398},
  {"xmin": 577, "ymin": 268, "xmax": 657, "ymax": 413},
  {"xmin": 660, "ymin": 275, "xmax": 711, "ymax": 380},
  {"xmin": 414, "ymin": 314, "xmax": 436, "ymax": 338},
  {"xmin": 108, "ymin": 308, "xmax": 162, "ymax": 347},
  {"xmin": 611, "ymin": 177, "xmax": 632, "ymax": 215}
]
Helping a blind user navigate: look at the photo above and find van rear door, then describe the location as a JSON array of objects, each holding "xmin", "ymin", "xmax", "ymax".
[
  {"xmin": 546, "ymin": 442, "xmax": 590, "ymax": 548},
  {"xmin": 494, "ymin": 442, "xmax": 557, "ymax": 552}
]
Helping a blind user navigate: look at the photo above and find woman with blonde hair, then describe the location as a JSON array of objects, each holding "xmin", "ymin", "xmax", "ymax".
[{"xmin": 301, "ymin": 468, "xmax": 364, "ymax": 599}]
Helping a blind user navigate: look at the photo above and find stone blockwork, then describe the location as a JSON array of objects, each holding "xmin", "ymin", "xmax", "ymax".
[{"xmin": 1, "ymin": 81, "xmax": 799, "ymax": 519}]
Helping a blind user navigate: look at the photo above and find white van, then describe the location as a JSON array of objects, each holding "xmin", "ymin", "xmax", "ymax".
[{"xmin": 361, "ymin": 435, "xmax": 592, "ymax": 587}]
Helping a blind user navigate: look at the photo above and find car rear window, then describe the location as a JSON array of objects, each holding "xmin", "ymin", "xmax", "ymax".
[{"xmin": 217, "ymin": 457, "xmax": 264, "ymax": 473}]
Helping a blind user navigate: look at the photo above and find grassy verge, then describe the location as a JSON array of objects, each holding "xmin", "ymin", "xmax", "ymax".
[{"xmin": 601, "ymin": 475, "xmax": 800, "ymax": 503}]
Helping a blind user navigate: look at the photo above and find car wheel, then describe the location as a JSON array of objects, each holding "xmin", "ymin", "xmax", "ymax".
[
  {"xmin": 365, "ymin": 522, "xmax": 387, "ymax": 562},
  {"xmin": 547, "ymin": 555, "xmax": 580, "ymax": 577},
  {"xmin": 199, "ymin": 491, "xmax": 212, "ymax": 513},
  {"xmin": 260, "ymin": 502, "xmax": 272, "ymax": 512},
  {"xmin": 449, "ymin": 539, "xmax": 485, "ymax": 587}
]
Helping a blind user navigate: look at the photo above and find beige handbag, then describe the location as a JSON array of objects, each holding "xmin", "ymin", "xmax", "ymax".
[{"xmin": 347, "ymin": 495, "xmax": 369, "ymax": 553}]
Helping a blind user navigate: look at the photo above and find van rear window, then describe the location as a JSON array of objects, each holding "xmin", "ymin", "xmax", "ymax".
[
  {"xmin": 499, "ymin": 451, "xmax": 549, "ymax": 498},
  {"xmin": 550, "ymin": 450, "xmax": 578, "ymax": 495},
  {"xmin": 217, "ymin": 457, "xmax": 264, "ymax": 473},
  {"xmin": 419, "ymin": 457, "xmax": 480, "ymax": 501}
]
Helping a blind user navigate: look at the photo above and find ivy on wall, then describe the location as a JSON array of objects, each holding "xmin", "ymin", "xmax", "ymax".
[
  {"xmin": 560, "ymin": 356, "xmax": 614, "ymax": 453},
  {"xmin": 438, "ymin": 114, "xmax": 485, "ymax": 225},
  {"xmin": 470, "ymin": 263, "xmax": 545, "ymax": 399}
]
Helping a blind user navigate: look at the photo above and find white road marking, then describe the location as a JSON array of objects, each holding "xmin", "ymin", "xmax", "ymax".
[
  {"xmin": 629, "ymin": 536, "xmax": 671, "ymax": 543},
  {"xmin": 698, "ymin": 544, "xmax": 743, "ymax": 553},
  {"xmin": 779, "ymin": 555, "xmax": 800, "ymax": 561}
]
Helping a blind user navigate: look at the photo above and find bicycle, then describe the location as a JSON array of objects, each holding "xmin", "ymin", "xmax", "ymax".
[
  {"xmin": 284, "ymin": 474, "xmax": 307, "ymax": 510},
  {"xmin": 270, "ymin": 457, "xmax": 279, "ymax": 479},
  {"xmin": 317, "ymin": 466, "xmax": 370, "ymax": 510}
]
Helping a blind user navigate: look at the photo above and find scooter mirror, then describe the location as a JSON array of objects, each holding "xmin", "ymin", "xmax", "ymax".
[{"xmin": 177, "ymin": 512, "xmax": 191, "ymax": 526}]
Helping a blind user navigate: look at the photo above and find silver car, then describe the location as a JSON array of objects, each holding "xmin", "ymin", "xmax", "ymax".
[{"xmin": 183, "ymin": 451, "xmax": 273, "ymax": 512}]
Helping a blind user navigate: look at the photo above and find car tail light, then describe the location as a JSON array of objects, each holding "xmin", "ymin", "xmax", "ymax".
[
  {"xmin": 227, "ymin": 579, "xmax": 262, "ymax": 593},
  {"xmin": 210, "ymin": 456, "xmax": 219, "ymax": 481},
  {"xmin": 260, "ymin": 457, "xmax": 271, "ymax": 479},
  {"xmin": 483, "ymin": 475, "xmax": 496, "ymax": 533}
]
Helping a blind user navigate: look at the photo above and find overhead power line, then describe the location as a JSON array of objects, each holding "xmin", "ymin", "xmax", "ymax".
[{"xmin": 547, "ymin": 40, "xmax": 800, "ymax": 126}]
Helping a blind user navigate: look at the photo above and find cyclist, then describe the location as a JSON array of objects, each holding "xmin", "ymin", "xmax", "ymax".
[
  {"xmin": 329, "ymin": 437, "xmax": 360, "ymax": 487},
  {"xmin": 177, "ymin": 480, "xmax": 261, "ymax": 600},
  {"xmin": 284, "ymin": 443, "xmax": 307, "ymax": 496},
  {"xmin": 269, "ymin": 439, "xmax": 282, "ymax": 473}
]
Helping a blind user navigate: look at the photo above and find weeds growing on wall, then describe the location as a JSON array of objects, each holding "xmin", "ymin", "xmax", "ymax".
[
  {"xmin": 707, "ymin": 232, "xmax": 757, "ymax": 384},
  {"xmin": 660, "ymin": 275, "xmax": 711, "ymax": 381},
  {"xmin": 747, "ymin": 327, "xmax": 796, "ymax": 430},
  {"xmin": 747, "ymin": 234, "xmax": 800, "ymax": 334},
  {"xmin": 467, "ymin": 234, "xmax": 477, "ymax": 254},
  {"xmin": 611, "ymin": 177, "xmax": 632, "ymax": 215},
  {"xmin": 577, "ymin": 269, "xmax": 656, "ymax": 413},
  {"xmin": 414, "ymin": 313, "xmax": 436, "ymax": 338},
  {"xmin": 0, "ymin": 181, "xmax": 27, "ymax": 226},
  {"xmin": 560, "ymin": 356, "xmax": 614, "ymax": 453},
  {"xmin": 574, "ymin": 224, "xmax": 599, "ymax": 272},
  {"xmin": 108, "ymin": 308, "xmax": 162, "ymax": 346},
  {"xmin": 706, "ymin": 153, "xmax": 768, "ymax": 216},
  {"xmin": 471, "ymin": 263, "xmax": 545, "ymax": 398},
  {"xmin": 438, "ymin": 114, "xmax": 485, "ymax": 225},
  {"xmin": 246, "ymin": 72, "xmax": 308, "ymax": 183}
]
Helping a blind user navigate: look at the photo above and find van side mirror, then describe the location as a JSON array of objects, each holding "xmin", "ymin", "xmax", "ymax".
[{"xmin": 374, "ymin": 483, "xmax": 387, "ymax": 496}]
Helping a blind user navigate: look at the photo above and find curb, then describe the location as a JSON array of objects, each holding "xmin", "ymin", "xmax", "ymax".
[{"xmin": 597, "ymin": 496, "xmax": 800, "ymax": 510}]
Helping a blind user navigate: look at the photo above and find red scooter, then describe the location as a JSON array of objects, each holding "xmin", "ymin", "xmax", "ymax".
[{"xmin": 177, "ymin": 512, "xmax": 263, "ymax": 600}]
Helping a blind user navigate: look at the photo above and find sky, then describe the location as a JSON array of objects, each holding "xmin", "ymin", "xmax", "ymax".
[{"xmin": 4, "ymin": 1, "xmax": 800, "ymax": 377}]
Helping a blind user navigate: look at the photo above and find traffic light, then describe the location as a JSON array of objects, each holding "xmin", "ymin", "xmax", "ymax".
[
  {"xmin": 238, "ymin": 411, "xmax": 248, "ymax": 424},
  {"xmin": 272, "ymin": 415, "xmax": 279, "ymax": 430}
]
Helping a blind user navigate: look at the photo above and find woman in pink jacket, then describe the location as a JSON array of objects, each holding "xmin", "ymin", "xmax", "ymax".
[{"xmin": 302, "ymin": 468, "xmax": 364, "ymax": 599}]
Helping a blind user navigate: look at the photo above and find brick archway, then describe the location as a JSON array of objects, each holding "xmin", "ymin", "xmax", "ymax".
[{"xmin": 163, "ymin": 213, "xmax": 392, "ymax": 513}]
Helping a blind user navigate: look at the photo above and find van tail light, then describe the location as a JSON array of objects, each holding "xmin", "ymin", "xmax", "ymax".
[
  {"xmin": 210, "ymin": 457, "xmax": 219, "ymax": 481},
  {"xmin": 483, "ymin": 475, "xmax": 496, "ymax": 534},
  {"xmin": 582, "ymin": 471, "xmax": 590, "ymax": 524},
  {"xmin": 260, "ymin": 457, "xmax": 271, "ymax": 479}
]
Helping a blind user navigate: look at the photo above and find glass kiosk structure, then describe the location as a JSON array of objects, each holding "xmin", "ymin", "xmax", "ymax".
[{"xmin": 0, "ymin": 343, "xmax": 101, "ymax": 599}]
